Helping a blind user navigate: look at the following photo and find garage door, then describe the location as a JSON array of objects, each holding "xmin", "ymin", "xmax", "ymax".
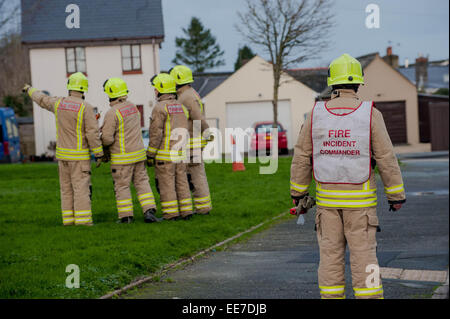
[
  {"xmin": 226, "ymin": 100, "xmax": 292, "ymax": 152},
  {"xmin": 374, "ymin": 101, "xmax": 407, "ymax": 144}
]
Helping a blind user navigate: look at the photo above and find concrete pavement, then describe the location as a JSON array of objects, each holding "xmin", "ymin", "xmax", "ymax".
[{"xmin": 124, "ymin": 157, "xmax": 449, "ymax": 299}]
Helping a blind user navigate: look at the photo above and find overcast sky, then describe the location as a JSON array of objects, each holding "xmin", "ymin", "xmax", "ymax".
[{"xmin": 160, "ymin": 0, "xmax": 449, "ymax": 72}]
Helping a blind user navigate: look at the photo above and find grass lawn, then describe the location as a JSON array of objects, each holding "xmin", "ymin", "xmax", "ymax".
[{"xmin": 0, "ymin": 156, "xmax": 313, "ymax": 298}]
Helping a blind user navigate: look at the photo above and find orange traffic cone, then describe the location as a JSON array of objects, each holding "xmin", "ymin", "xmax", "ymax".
[{"xmin": 231, "ymin": 135, "xmax": 245, "ymax": 172}]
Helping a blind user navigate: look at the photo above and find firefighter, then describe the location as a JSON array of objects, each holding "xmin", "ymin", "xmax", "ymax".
[
  {"xmin": 169, "ymin": 65, "xmax": 213, "ymax": 215},
  {"xmin": 290, "ymin": 54, "xmax": 406, "ymax": 299},
  {"xmin": 22, "ymin": 72, "xmax": 104, "ymax": 226},
  {"xmin": 101, "ymin": 78, "xmax": 159, "ymax": 224},
  {"xmin": 147, "ymin": 73, "xmax": 193, "ymax": 220}
]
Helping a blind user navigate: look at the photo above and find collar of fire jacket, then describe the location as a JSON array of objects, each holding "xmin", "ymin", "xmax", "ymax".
[
  {"xmin": 158, "ymin": 94, "xmax": 176, "ymax": 102},
  {"xmin": 330, "ymin": 89, "xmax": 358, "ymax": 100},
  {"xmin": 177, "ymin": 84, "xmax": 191, "ymax": 95},
  {"xmin": 109, "ymin": 96, "xmax": 128, "ymax": 107}
]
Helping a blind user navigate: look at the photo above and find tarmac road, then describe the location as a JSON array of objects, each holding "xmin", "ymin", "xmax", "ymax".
[{"xmin": 125, "ymin": 156, "xmax": 449, "ymax": 299}]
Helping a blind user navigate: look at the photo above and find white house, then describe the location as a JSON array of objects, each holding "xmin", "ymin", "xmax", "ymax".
[{"xmin": 21, "ymin": 0, "xmax": 164, "ymax": 156}]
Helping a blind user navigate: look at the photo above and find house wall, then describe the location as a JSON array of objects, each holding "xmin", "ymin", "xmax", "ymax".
[
  {"xmin": 30, "ymin": 43, "xmax": 160, "ymax": 156},
  {"xmin": 358, "ymin": 56, "xmax": 419, "ymax": 145},
  {"xmin": 203, "ymin": 56, "xmax": 318, "ymax": 153}
]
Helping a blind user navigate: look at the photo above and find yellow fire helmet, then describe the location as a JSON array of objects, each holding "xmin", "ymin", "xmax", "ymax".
[
  {"xmin": 327, "ymin": 53, "xmax": 364, "ymax": 87},
  {"xmin": 169, "ymin": 65, "xmax": 194, "ymax": 85},
  {"xmin": 67, "ymin": 72, "xmax": 88, "ymax": 92},
  {"xmin": 103, "ymin": 77, "xmax": 129, "ymax": 99},
  {"xmin": 150, "ymin": 73, "xmax": 177, "ymax": 94}
]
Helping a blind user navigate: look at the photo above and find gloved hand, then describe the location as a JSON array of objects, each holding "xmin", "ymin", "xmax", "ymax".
[
  {"xmin": 291, "ymin": 195, "xmax": 316, "ymax": 216},
  {"xmin": 389, "ymin": 203, "xmax": 402, "ymax": 212},
  {"xmin": 146, "ymin": 156, "xmax": 155, "ymax": 167},
  {"xmin": 22, "ymin": 84, "xmax": 31, "ymax": 94}
]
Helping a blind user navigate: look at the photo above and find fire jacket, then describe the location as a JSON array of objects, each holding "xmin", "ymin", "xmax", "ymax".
[
  {"xmin": 290, "ymin": 89, "xmax": 406, "ymax": 209},
  {"xmin": 101, "ymin": 97, "xmax": 146, "ymax": 165},
  {"xmin": 28, "ymin": 88, "xmax": 103, "ymax": 160},
  {"xmin": 147, "ymin": 94, "xmax": 190, "ymax": 162},
  {"xmin": 177, "ymin": 85, "xmax": 209, "ymax": 149}
]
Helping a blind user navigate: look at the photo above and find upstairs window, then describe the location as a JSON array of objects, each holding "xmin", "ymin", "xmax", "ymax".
[
  {"xmin": 65, "ymin": 47, "xmax": 86, "ymax": 75},
  {"xmin": 121, "ymin": 44, "xmax": 142, "ymax": 74}
]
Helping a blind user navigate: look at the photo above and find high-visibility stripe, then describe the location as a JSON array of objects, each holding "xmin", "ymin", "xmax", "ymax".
[
  {"xmin": 317, "ymin": 196, "xmax": 377, "ymax": 208},
  {"xmin": 117, "ymin": 199, "xmax": 132, "ymax": 204},
  {"xmin": 116, "ymin": 110, "xmax": 125, "ymax": 154},
  {"xmin": 188, "ymin": 137, "xmax": 207, "ymax": 149},
  {"xmin": 140, "ymin": 199, "xmax": 156, "ymax": 207},
  {"xmin": 62, "ymin": 210, "xmax": 74, "ymax": 215},
  {"xmin": 138, "ymin": 193, "xmax": 154, "ymax": 200},
  {"xmin": 74, "ymin": 210, "xmax": 92, "ymax": 215},
  {"xmin": 181, "ymin": 104, "xmax": 190, "ymax": 119},
  {"xmin": 321, "ymin": 296, "xmax": 346, "ymax": 299},
  {"xmin": 316, "ymin": 183, "xmax": 377, "ymax": 194},
  {"xmin": 55, "ymin": 100, "xmax": 61, "ymax": 140},
  {"xmin": 354, "ymin": 285, "xmax": 383, "ymax": 297},
  {"xmin": 147, "ymin": 146, "xmax": 158, "ymax": 153},
  {"xmin": 91, "ymin": 146, "xmax": 103, "ymax": 154},
  {"xmin": 179, "ymin": 198, "xmax": 193, "ymax": 204},
  {"xmin": 316, "ymin": 190, "xmax": 376, "ymax": 198},
  {"xmin": 162, "ymin": 207, "xmax": 179, "ymax": 214},
  {"xmin": 118, "ymin": 206, "xmax": 133, "ymax": 212},
  {"xmin": 28, "ymin": 87, "xmax": 37, "ymax": 98},
  {"xmin": 161, "ymin": 200, "xmax": 178, "ymax": 207},
  {"xmin": 290, "ymin": 181, "xmax": 309, "ymax": 192},
  {"xmin": 194, "ymin": 196, "xmax": 211, "ymax": 203},
  {"xmin": 385, "ymin": 184, "xmax": 404, "ymax": 194},
  {"xmin": 111, "ymin": 149, "xmax": 146, "ymax": 164},
  {"xmin": 195, "ymin": 203, "xmax": 211, "ymax": 209},
  {"xmin": 155, "ymin": 153, "xmax": 186, "ymax": 161},
  {"xmin": 180, "ymin": 205, "xmax": 193, "ymax": 212},
  {"xmin": 164, "ymin": 106, "xmax": 171, "ymax": 150},
  {"xmin": 319, "ymin": 285, "xmax": 345, "ymax": 294},
  {"xmin": 76, "ymin": 104, "xmax": 85, "ymax": 150}
]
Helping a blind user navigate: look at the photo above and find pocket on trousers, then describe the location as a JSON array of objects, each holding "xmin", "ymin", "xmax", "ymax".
[{"xmin": 81, "ymin": 161, "xmax": 91, "ymax": 175}]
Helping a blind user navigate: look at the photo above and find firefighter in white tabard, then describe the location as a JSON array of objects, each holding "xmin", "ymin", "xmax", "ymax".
[{"xmin": 290, "ymin": 54, "xmax": 406, "ymax": 299}]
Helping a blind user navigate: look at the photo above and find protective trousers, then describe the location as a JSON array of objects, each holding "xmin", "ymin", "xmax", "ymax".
[
  {"xmin": 315, "ymin": 207, "xmax": 383, "ymax": 299},
  {"xmin": 187, "ymin": 155, "xmax": 212, "ymax": 214},
  {"xmin": 58, "ymin": 160, "xmax": 93, "ymax": 226},
  {"xmin": 111, "ymin": 161, "xmax": 156, "ymax": 219},
  {"xmin": 155, "ymin": 161, "xmax": 193, "ymax": 219}
]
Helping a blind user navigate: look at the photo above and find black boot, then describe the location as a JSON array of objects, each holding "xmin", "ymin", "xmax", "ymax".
[
  {"xmin": 118, "ymin": 216, "xmax": 134, "ymax": 224},
  {"xmin": 182, "ymin": 214, "xmax": 193, "ymax": 221},
  {"xmin": 144, "ymin": 209, "xmax": 161, "ymax": 223}
]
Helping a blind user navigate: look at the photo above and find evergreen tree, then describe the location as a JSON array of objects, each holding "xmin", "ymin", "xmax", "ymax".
[
  {"xmin": 172, "ymin": 17, "xmax": 225, "ymax": 73},
  {"xmin": 234, "ymin": 46, "xmax": 256, "ymax": 71}
]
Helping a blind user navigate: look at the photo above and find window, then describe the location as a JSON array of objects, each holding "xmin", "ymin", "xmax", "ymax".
[
  {"xmin": 65, "ymin": 47, "xmax": 86, "ymax": 74},
  {"xmin": 121, "ymin": 44, "xmax": 142, "ymax": 73}
]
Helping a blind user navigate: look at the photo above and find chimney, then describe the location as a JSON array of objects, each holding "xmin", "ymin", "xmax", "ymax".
[
  {"xmin": 415, "ymin": 55, "xmax": 428, "ymax": 91},
  {"xmin": 382, "ymin": 46, "xmax": 399, "ymax": 68},
  {"xmin": 387, "ymin": 46, "xmax": 393, "ymax": 56}
]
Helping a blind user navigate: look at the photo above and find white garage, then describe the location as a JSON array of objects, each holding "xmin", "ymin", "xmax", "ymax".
[{"xmin": 202, "ymin": 55, "xmax": 318, "ymax": 154}]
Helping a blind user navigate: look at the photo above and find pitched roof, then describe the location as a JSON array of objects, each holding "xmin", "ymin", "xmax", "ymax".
[
  {"xmin": 191, "ymin": 72, "xmax": 232, "ymax": 98},
  {"xmin": 21, "ymin": 0, "xmax": 164, "ymax": 44}
]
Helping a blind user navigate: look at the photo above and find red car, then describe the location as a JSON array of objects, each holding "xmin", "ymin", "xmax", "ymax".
[{"xmin": 251, "ymin": 122, "xmax": 288, "ymax": 155}]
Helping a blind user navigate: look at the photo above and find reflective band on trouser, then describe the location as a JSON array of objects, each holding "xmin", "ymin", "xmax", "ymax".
[
  {"xmin": 354, "ymin": 285, "xmax": 383, "ymax": 297},
  {"xmin": 290, "ymin": 181, "xmax": 309, "ymax": 193},
  {"xmin": 56, "ymin": 147, "xmax": 90, "ymax": 161},
  {"xmin": 316, "ymin": 196, "xmax": 377, "ymax": 208},
  {"xmin": 194, "ymin": 195, "xmax": 212, "ymax": 210},
  {"xmin": 188, "ymin": 137, "xmax": 207, "ymax": 149},
  {"xmin": 155, "ymin": 150, "xmax": 187, "ymax": 162},
  {"xmin": 74, "ymin": 210, "xmax": 92, "ymax": 225},
  {"xmin": 111, "ymin": 149, "xmax": 147, "ymax": 165},
  {"xmin": 117, "ymin": 198, "xmax": 133, "ymax": 217},
  {"xmin": 161, "ymin": 200, "xmax": 179, "ymax": 216},
  {"xmin": 179, "ymin": 198, "xmax": 193, "ymax": 213},
  {"xmin": 62, "ymin": 210, "xmax": 74, "ymax": 225},
  {"xmin": 384, "ymin": 184, "xmax": 404, "ymax": 194},
  {"xmin": 319, "ymin": 285, "xmax": 345, "ymax": 299},
  {"xmin": 138, "ymin": 193, "xmax": 156, "ymax": 208}
]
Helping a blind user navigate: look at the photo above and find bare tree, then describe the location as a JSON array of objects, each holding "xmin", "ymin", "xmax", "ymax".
[{"xmin": 237, "ymin": 0, "xmax": 334, "ymax": 134}]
